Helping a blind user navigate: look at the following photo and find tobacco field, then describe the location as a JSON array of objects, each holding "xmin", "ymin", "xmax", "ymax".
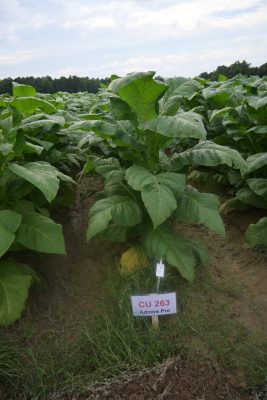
[{"xmin": 0, "ymin": 72, "xmax": 266, "ymax": 399}]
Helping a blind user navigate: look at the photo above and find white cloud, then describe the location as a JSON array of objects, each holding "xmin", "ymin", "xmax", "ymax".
[
  {"xmin": 0, "ymin": 0, "xmax": 266, "ymax": 78},
  {"xmin": 58, "ymin": 0, "xmax": 266, "ymax": 35},
  {"xmin": 0, "ymin": 0, "xmax": 24, "ymax": 17},
  {"xmin": 211, "ymin": 2, "xmax": 267, "ymax": 29},
  {"xmin": 0, "ymin": 49, "xmax": 38, "ymax": 65}
]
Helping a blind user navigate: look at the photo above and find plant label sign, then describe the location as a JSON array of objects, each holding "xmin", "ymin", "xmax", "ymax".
[{"xmin": 131, "ymin": 293, "xmax": 177, "ymax": 317}]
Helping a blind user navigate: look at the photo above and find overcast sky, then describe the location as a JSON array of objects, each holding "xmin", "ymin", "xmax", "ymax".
[{"xmin": 0, "ymin": 0, "xmax": 267, "ymax": 79}]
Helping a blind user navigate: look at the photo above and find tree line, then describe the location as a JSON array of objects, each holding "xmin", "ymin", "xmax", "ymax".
[
  {"xmin": 199, "ymin": 60, "xmax": 267, "ymax": 80},
  {"xmin": 0, "ymin": 75, "xmax": 109, "ymax": 95},
  {"xmin": 0, "ymin": 60, "xmax": 266, "ymax": 95}
]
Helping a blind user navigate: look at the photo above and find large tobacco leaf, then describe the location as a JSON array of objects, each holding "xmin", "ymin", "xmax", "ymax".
[
  {"xmin": 245, "ymin": 217, "xmax": 267, "ymax": 246},
  {"xmin": 8, "ymin": 161, "xmax": 61, "ymax": 202},
  {"xmin": 159, "ymin": 78, "xmax": 201, "ymax": 115},
  {"xmin": 0, "ymin": 210, "xmax": 22, "ymax": 257},
  {"xmin": 16, "ymin": 212, "xmax": 66, "ymax": 254},
  {"xmin": 140, "ymin": 111, "xmax": 207, "ymax": 140},
  {"xmin": 13, "ymin": 82, "xmax": 37, "ymax": 97},
  {"xmin": 143, "ymin": 224, "xmax": 208, "ymax": 282},
  {"xmin": 126, "ymin": 165, "xmax": 185, "ymax": 228},
  {"xmin": 175, "ymin": 186, "xmax": 225, "ymax": 236},
  {"xmin": 245, "ymin": 153, "xmax": 267, "ymax": 174},
  {"xmin": 247, "ymin": 178, "xmax": 267, "ymax": 199},
  {"xmin": 87, "ymin": 195, "xmax": 142, "ymax": 240},
  {"xmin": 167, "ymin": 141, "xmax": 247, "ymax": 172},
  {"xmin": 0, "ymin": 261, "xmax": 34, "ymax": 327},
  {"xmin": 108, "ymin": 72, "xmax": 167, "ymax": 122},
  {"xmin": 236, "ymin": 187, "xmax": 267, "ymax": 209}
]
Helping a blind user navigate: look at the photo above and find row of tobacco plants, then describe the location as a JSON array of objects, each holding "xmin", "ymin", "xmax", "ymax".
[{"xmin": 0, "ymin": 72, "xmax": 266, "ymax": 327}]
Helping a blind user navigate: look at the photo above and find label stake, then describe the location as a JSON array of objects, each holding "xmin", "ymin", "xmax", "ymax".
[{"xmin": 152, "ymin": 259, "xmax": 165, "ymax": 330}]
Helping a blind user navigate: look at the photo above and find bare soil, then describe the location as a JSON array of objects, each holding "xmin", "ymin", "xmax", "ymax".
[
  {"xmin": 82, "ymin": 358, "xmax": 250, "ymax": 400},
  {"xmin": 178, "ymin": 209, "xmax": 267, "ymax": 334}
]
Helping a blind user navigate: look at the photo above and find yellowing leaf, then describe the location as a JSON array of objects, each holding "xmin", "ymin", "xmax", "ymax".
[{"xmin": 120, "ymin": 247, "xmax": 150, "ymax": 276}]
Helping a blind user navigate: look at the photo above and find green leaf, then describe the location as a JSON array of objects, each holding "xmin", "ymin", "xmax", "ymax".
[
  {"xmin": 99, "ymin": 225, "xmax": 128, "ymax": 242},
  {"xmin": 24, "ymin": 142, "xmax": 44, "ymax": 155},
  {"xmin": 92, "ymin": 120, "xmax": 136, "ymax": 147},
  {"xmin": 247, "ymin": 178, "xmax": 267, "ymax": 199},
  {"xmin": 0, "ymin": 261, "xmax": 33, "ymax": 327},
  {"xmin": 16, "ymin": 262, "xmax": 40, "ymax": 284},
  {"xmin": 245, "ymin": 153, "xmax": 267, "ymax": 174},
  {"xmin": 8, "ymin": 161, "xmax": 60, "ymax": 202},
  {"xmin": 126, "ymin": 165, "xmax": 153, "ymax": 191},
  {"xmin": 246, "ymin": 125, "xmax": 267, "ymax": 134},
  {"xmin": 109, "ymin": 95, "xmax": 136, "ymax": 121},
  {"xmin": 0, "ymin": 210, "xmax": 22, "ymax": 257},
  {"xmin": 172, "ymin": 79, "xmax": 202, "ymax": 98},
  {"xmin": 0, "ymin": 143, "xmax": 13, "ymax": 156},
  {"xmin": 108, "ymin": 72, "xmax": 167, "ymax": 122},
  {"xmin": 140, "ymin": 112, "xmax": 207, "ymax": 140},
  {"xmin": 143, "ymin": 225, "xmax": 208, "ymax": 282},
  {"xmin": 81, "ymin": 159, "xmax": 94, "ymax": 176},
  {"xmin": 159, "ymin": 78, "xmax": 202, "ymax": 115},
  {"xmin": 126, "ymin": 166, "xmax": 185, "ymax": 195},
  {"xmin": 56, "ymin": 171, "xmax": 76, "ymax": 184},
  {"xmin": 19, "ymin": 119, "xmax": 61, "ymax": 131},
  {"xmin": 87, "ymin": 196, "xmax": 142, "ymax": 240},
  {"xmin": 209, "ymin": 107, "xmax": 232, "ymax": 122},
  {"xmin": 126, "ymin": 165, "xmax": 181, "ymax": 227},
  {"xmin": 218, "ymin": 74, "xmax": 227, "ymax": 82},
  {"xmin": 11, "ymin": 97, "xmax": 57, "ymax": 115},
  {"xmin": 227, "ymin": 170, "xmax": 243, "ymax": 188},
  {"xmin": 236, "ymin": 187, "xmax": 267, "ymax": 209},
  {"xmin": 175, "ymin": 186, "xmax": 225, "ymax": 236},
  {"xmin": 104, "ymin": 178, "xmax": 136, "ymax": 198},
  {"xmin": 141, "ymin": 182, "xmax": 177, "ymax": 228},
  {"xmin": 25, "ymin": 136, "xmax": 54, "ymax": 151},
  {"xmin": 168, "ymin": 141, "xmax": 247, "ymax": 172},
  {"xmin": 203, "ymin": 87, "xmax": 231, "ymax": 108},
  {"xmin": 245, "ymin": 217, "xmax": 267, "ymax": 246},
  {"xmin": 0, "ymin": 210, "xmax": 22, "ymax": 233},
  {"xmin": 16, "ymin": 212, "xmax": 66, "ymax": 254},
  {"xmin": 0, "ymin": 224, "xmax": 15, "ymax": 258},
  {"xmin": 220, "ymin": 198, "xmax": 249, "ymax": 214},
  {"xmin": 13, "ymin": 82, "xmax": 36, "ymax": 97},
  {"xmin": 247, "ymin": 96, "xmax": 267, "ymax": 110},
  {"xmin": 156, "ymin": 172, "xmax": 186, "ymax": 196},
  {"xmin": 91, "ymin": 156, "xmax": 123, "ymax": 180},
  {"xmin": 12, "ymin": 200, "xmax": 35, "ymax": 214}
]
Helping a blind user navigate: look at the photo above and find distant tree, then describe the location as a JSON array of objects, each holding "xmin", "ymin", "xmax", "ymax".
[
  {"xmin": 155, "ymin": 75, "xmax": 164, "ymax": 82},
  {"xmin": 0, "ymin": 78, "xmax": 13, "ymax": 94},
  {"xmin": 198, "ymin": 60, "xmax": 267, "ymax": 80},
  {"xmin": 229, "ymin": 60, "xmax": 250, "ymax": 77},
  {"xmin": 258, "ymin": 63, "xmax": 267, "ymax": 77},
  {"xmin": 199, "ymin": 71, "xmax": 209, "ymax": 79},
  {"xmin": 0, "ymin": 75, "xmax": 110, "ymax": 95}
]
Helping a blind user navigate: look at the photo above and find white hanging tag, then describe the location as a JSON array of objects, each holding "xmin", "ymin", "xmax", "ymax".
[{"xmin": 156, "ymin": 259, "xmax": 165, "ymax": 278}]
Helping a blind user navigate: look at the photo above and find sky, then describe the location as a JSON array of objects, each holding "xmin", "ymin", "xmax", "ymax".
[{"xmin": 0, "ymin": 0, "xmax": 267, "ymax": 79}]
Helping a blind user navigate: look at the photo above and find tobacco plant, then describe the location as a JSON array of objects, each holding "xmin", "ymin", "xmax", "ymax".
[
  {"xmin": 157, "ymin": 73, "xmax": 267, "ymax": 247},
  {"xmin": 84, "ymin": 72, "xmax": 247, "ymax": 280},
  {"xmin": 0, "ymin": 83, "xmax": 76, "ymax": 327}
]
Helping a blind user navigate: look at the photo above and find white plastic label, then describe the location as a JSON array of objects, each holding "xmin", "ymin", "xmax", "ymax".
[
  {"xmin": 156, "ymin": 260, "xmax": 165, "ymax": 277},
  {"xmin": 131, "ymin": 292, "xmax": 177, "ymax": 316}
]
